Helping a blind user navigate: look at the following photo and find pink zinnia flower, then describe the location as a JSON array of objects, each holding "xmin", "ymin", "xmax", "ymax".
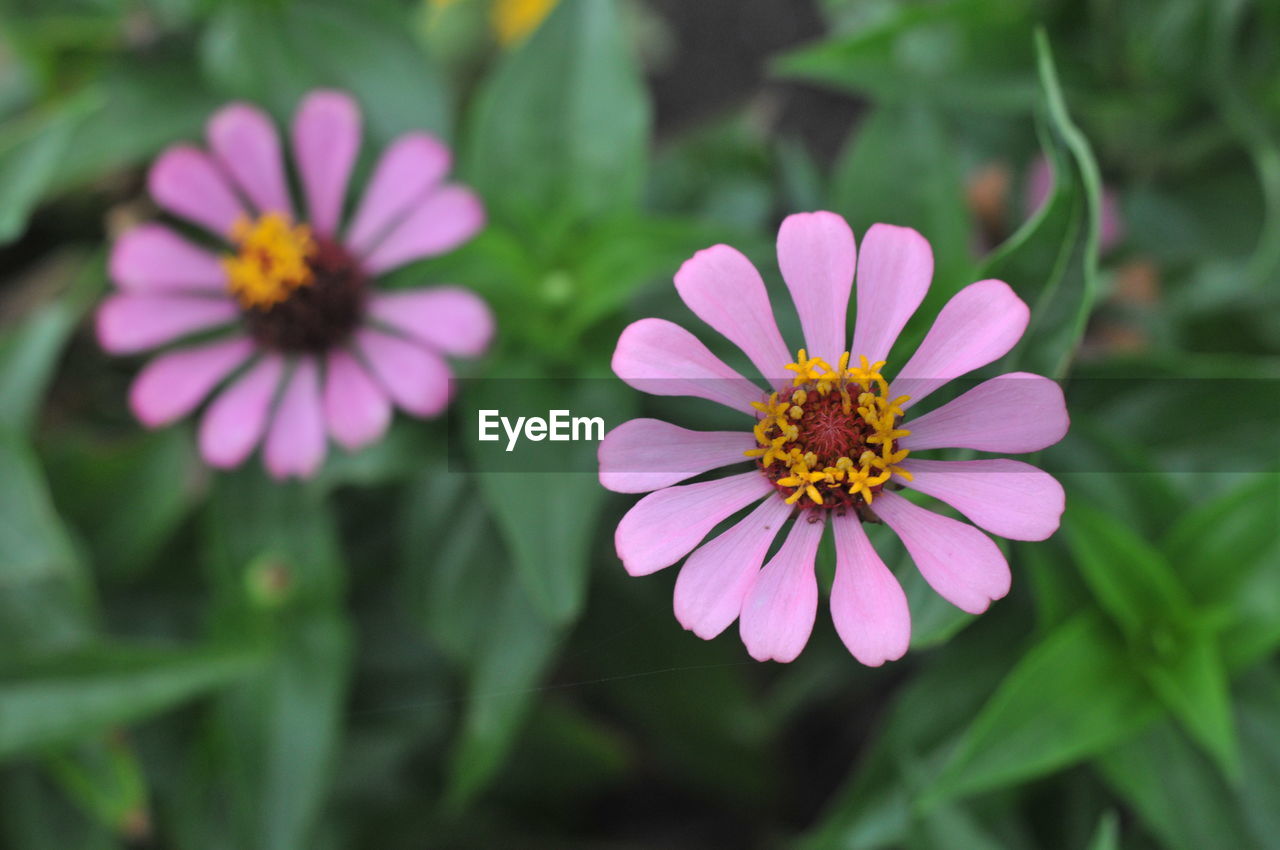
[
  {"xmin": 600, "ymin": 212, "xmax": 1069, "ymax": 665},
  {"xmin": 98, "ymin": 90, "xmax": 492, "ymax": 479}
]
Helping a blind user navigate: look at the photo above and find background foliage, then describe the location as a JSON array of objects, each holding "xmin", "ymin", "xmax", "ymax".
[{"xmin": 1, "ymin": 0, "xmax": 1278, "ymax": 847}]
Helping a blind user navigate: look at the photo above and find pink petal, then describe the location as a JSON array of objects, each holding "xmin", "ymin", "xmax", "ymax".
[
  {"xmin": 148, "ymin": 146, "xmax": 248, "ymax": 239},
  {"xmin": 598, "ymin": 418, "xmax": 754, "ymax": 494},
  {"xmin": 611, "ymin": 318, "xmax": 764, "ymax": 416},
  {"xmin": 776, "ymin": 211, "xmax": 856, "ymax": 363},
  {"xmin": 674, "ymin": 495, "xmax": 792, "ymax": 639},
  {"xmin": 873, "ymin": 491, "xmax": 1011, "ymax": 615},
  {"xmin": 892, "ymin": 280, "xmax": 1029, "ymax": 410},
  {"xmin": 361, "ymin": 185, "xmax": 485, "ymax": 275},
  {"xmin": 129, "ymin": 336, "xmax": 255, "ymax": 427},
  {"xmin": 292, "ymin": 90, "xmax": 361, "ymax": 238},
  {"xmin": 198, "ymin": 355, "xmax": 284, "ymax": 469},
  {"xmin": 830, "ymin": 512, "xmax": 911, "ymax": 666},
  {"xmin": 207, "ymin": 102, "xmax": 293, "ymax": 217},
  {"xmin": 110, "ymin": 225, "xmax": 227, "ymax": 294},
  {"xmin": 96, "ymin": 294, "xmax": 238, "ymax": 354},
  {"xmin": 739, "ymin": 511, "xmax": 825, "ymax": 663},
  {"xmin": 346, "ymin": 133, "xmax": 452, "ymax": 254},
  {"xmin": 614, "ymin": 471, "xmax": 773, "ymax": 577},
  {"xmin": 897, "ymin": 458, "xmax": 1065, "ymax": 542},
  {"xmin": 850, "ymin": 223, "xmax": 932, "ymax": 365},
  {"xmin": 323, "ymin": 349, "xmax": 392, "ymax": 451},
  {"xmin": 899, "ymin": 372, "xmax": 1068, "ymax": 454},
  {"xmin": 355, "ymin": 327, "xmax": 452, "ymax": 417},
  {"xmin": 264, "ymin": 358, "xmax": 327, "ymax": 480},
  {"xmin": 673, "ymin": 244, "xmax": 792, "ymax": 386},
  {"xmin": 366, "ymin": 287, "xmax": 493, "ymax": 358}
]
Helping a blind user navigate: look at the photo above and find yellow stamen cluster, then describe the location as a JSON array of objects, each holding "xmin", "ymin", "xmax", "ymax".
[
  {"xmin": 222, "ymin": 213, "xmax": 316, "ymax": 310},
  {"xmin": 746, "ymin": 350, "xmax": 913, "ymax": 508}
]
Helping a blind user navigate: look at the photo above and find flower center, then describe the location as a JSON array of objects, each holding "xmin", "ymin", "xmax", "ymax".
[
  {"xmin": 746, "ymin": 351, "xmax": 913, "ymax": 512},
  {"xmin": 222, "ymin": 214, "xmax": 367, "ymax": 352}
]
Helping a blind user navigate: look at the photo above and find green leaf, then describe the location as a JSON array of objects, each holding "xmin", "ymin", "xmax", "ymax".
[
  {"xmin": 928, "ymin": 612, "xmax": 1160, "ymax": 802},
  {"xmin": 0, "ymin": 429, "xmax": 93, "ymax": 652},
  {"xmin": 200, "ymin": 0, "xmax": 450, "ymax": 144},
  {"xmin": 774, "ymin": 0, "xmax": 1038, "ymax": 113},
  {"xmin": 1097, "ymin": 720, "xmax": 1258, "ymax": 850},
  {"xmin": 1062, "ymin": 499, "xmax": 1192, "ymax": 640},
  {"xmin": 0, "ymin": 642, "xmax": 261, "ymax": 760},
  {"xmin": 1086, "ymin": 812, "xmax": 1120, "ymax": 850},
  {"xmin": 0, "ymin": 253, "xmax": 99, "ymax": 434},
  {"xmin": 0, "ymin": 93, "xmax": 95, "ymax": 244},
  {"xmin": 445, "ymin": 573, "xmax": 561, "ymax": 808},
  {"xmin": 465, "ymin": 0, "xmax": 650, "ymax": 222},
  {"xmin": 43, "ymin": 428, "xmax": 199, "ymax": 580},
  {"xmin": 1141, "ymin": 631, "xmax": 1241, "ymax": 781},
  {"xmin": 44, "ymin": 738, "xmax": 148, "ymax": 836},
  {"xmin": 1163, "ymin": 473, "xmax": 1280, "ymax": 600}
]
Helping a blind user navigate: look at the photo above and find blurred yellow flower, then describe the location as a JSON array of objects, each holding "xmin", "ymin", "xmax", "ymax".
[{"xmin": 491, "ymin": 0, "xmax": 558, "ymax": 45}]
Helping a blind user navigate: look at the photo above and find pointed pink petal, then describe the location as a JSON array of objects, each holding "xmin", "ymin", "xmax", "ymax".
[
  {"xmin": 614, "ymin": 471, "xmax": 773, "ymax": 576},
  {"xmin": 366, "ymin": 287, "xmax": 493, "ymax": 358},
  {"xmin": 776, "ymin": 211, "xmax": 856, "ymax": 363},
  {"xmin": 850, "ymin": 223, "xmax": 932, "ymax": 365},
  {"xmin": 830, "ymin": 512, "xmax": 910, "ymax": 666},
  {"xmin": 207, "ymin": 102, "xmax": 293, "ymax": 217},
  {"xmin": 264, "ymin": 358, "xmax": 327, "ymax": 480},
  {"xmin": 355, "ymin": 327, "xmax": 452, "ymax": 417},
  {"xmin": 674, "ymin": 244, "xmax": 792, "ymax": 387},
  {"xmin": 198, "ymin": 355, "xmax": 284, "ymax": 469},
  {"xmin": 148, "ymin": 146, "xmax": 248, "ymax": 239},
  {"xmin": 96, "ymin": 294, "xmax": 238, "ymax": 354},
  {"xmin": 874, "ymin": 491, "xmax": 1011, "ymax": 615},
  {"xmin": 346, "ymin": 133, "xmax": 452, "ymax": 254},
  {"xmin": 739, "ymin": 511, "xmax": 825, "ymax": 663},
  {"xmin": 611, "ymin": 318, "xmax": 764, "ymax": 416},
  {"xmin": 674, "ymin": 495, "xmax": 792, "ymax": 639},
  {"xmin": 898, "ymin": 458, "xmax": 1065, "ymax": 542},
  {"xmin": 129, "ymin": 336, "xmax": 254, "ymax": 427},
  {"xmin": 361, "ymin": 185, "xmax": 485, "ymax": 275},
  {"xmin": 899, "ymin": 372, "xmax": 1068, "ymax": 454},
  {"xmin": 599, "ymin": 418, "xmax": 754, "ymax": 493},
  {"xmin": 892, "ymin": 280, "xmax": 1029, "ymax": 410},
  {"xmin": 110, "ymin": 225, "xmax": 227, "ymax": 294},
  {"xmin": 291, "ymin": 90, "xmax": 361, "ymax": 238},
  {"xmin": 323, "ymin": 349, "xmax": 392, "ymax": 451}
]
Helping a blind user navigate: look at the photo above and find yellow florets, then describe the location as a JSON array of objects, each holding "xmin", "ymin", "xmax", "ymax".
[
  {"xmin": 747, "ymin": 350, "xmax": 912, "ymax": 509},
  {"xmin": 222, "ymin": 213, "xmax": 317, "ymax": 310}
]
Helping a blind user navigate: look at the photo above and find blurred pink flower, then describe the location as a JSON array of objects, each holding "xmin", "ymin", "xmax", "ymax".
[
  {"xmin": 98, "ymin": 90, "xmax": 492, "ymax": 479},
  {"xmin": 1025, "ymin": 155, "xmax": 1124, "ymax": 252},
  {"xmin": 600, "ymin": 213, "xmax": 1068, "ymax": 665}
]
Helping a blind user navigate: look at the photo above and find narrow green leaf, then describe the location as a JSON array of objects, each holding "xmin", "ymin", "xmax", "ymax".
[
  {"xmin": 445, "ymin": 574, "xmax": 560, "ymax": 807},
  {"xmin": 1086, "ymin": 812, "xmax": 1120, "ymax": 850},
  {"xmin": 1143, "ymin": 632, "xmax": 1241, "ymax": 781},
  {"xmin": 465, "ymin": 0, "xmax": 650, "ymax": 222},
  {"xmin": 0, "ymin": 643, "xmax": 261, "ymax": 760},
  {"xmin": 1062, "ymin": 499, "xmax": 1192, "ymax": 640},
  {"xmin": 928, "ymin": 612, "xmax": 1160, "ymax": 802},
  {"xmin": 44, "ymin": 738, "xmax": 148, "ymax": 837},
  {"xmin": 0, "ymin": 93, "xmax": 95, "ymax": 244},
  {"xmin": 1163, "ymin": 473, "xmax": 1280, "ymax": 600}
]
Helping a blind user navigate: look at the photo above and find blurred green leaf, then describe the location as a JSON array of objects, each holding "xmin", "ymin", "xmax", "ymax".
[
  {"xmin": 43, "ymin": 428, "xmax": 199, "ymax": 580},
  {"xmin": 1086, "ymin": 811, "xmax": 1120, "ymax": 850},
  {"xmin": 1141, "ymin": 630, "xmax": 1240, "ymax": 781},
  {"xmin": 44, "ymin": 737, "xmax": 147, "ymax": 837},
  {"xmin": 446, "ymin": 573, "xmax": 560, "ymax": 808},
  {"xmin": 1163, "ymin": 474, "xmax": 1280, "ymax": 600},
  {"xmin": 0, "ymin": 642, "xmax": 261, "ymax": 760},
  {"xmin": 0, "ymin": 92, "xmax": 94, "ymax": 244},
  {"xmin": 929, "ymin": 612, "xmax": 1159, "ymax": 803},
  {"xmin": 775, "ymin": 0, "xmax": 1037, "ymax": 113},
  {"xmin": 1062, "ymin": 500, "xmax": 1192, "ymax": 640},
  {"xmin": 201, "ymin": 0, "xmax": 450, "ymax": 143},
  {"xmin": 465, "ymin": 0, "xmax": 650, "ymax": 223},
  {"xmin": 0, "ymin": 429, "xmax": 93, "ymax": 652},
  {"xmin": 0, "ymin": 253, "xmax": 98, "ymax": 434}
]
